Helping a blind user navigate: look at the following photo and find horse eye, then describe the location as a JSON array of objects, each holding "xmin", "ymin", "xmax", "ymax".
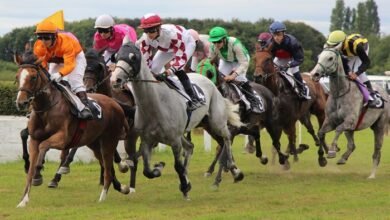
[
  {"xmin": 31, "ymin": 76, "xmax": 37, "ymax": 81},
  {"xmin": 328, "ymin": 57, "xmax": 333, "ymax": 62}
]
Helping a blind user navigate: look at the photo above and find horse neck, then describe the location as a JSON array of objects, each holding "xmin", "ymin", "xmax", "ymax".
[
  {"xmin": 31, "ymin": 84, "xmax": 64, "ymax": 113},
  {"xmin": 97, "ymin": 79, "xmax": 113, "ymax": 97},
  {"xmin": 328, "ymin": 63, "xmax": 351, "ymax": 97},
  {"xmin": 262, "ymin": 73, "xmax": 281, "ymax": 96}
]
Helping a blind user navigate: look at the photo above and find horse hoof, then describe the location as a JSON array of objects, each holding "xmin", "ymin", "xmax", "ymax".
[
  {"xmin": 297, "ymin": 144, "xmax": 309, "ymax": 153},
  {"xmin": 233, "ymin": 171, "xmax": 244, "ymax": 183},
  {"xmin": 282, "ymin": 160, "xmax": 290, "ymax": 170},
  {"xmin": 154, "ymin": 161, "xmax": 165, "ymax": 168},
  {"xmin": 260, "ymin": 157, "xmax": 268, "ymax": 165},
  {"xmin": 47, "ymin": 180, "xmax": 58, "ymax": 188},
  {"xmin": 152, "ymin": 169, "xmax": 161, "ymax": 177},
  {"xmin": 121, "ymin": 185, "xmax": 130, "ymax": 194},
  {"xmin": 327, "ymin": 151, "xmax": 336, "ymax": 158},
  {"xmin": 293, "ymin": 155, "xmax": 299, "ymax": 162},
  {"xmin": 210, "ymin": 184, "xmax": 219, "ymax": 191},
  {"xmin": 32, "ymin": 177, "xmax": 43, "ymax": 186},
  {"xmin": 318, "ymin": 157, "xmax": 328, "ymax": 167},
  {"xmin": 118, "ymin": 161, "xmax": 129, "ymax": 173},
  {"xmin": 337, "ymin": 158, "xmax": 346, "ymax": 165},
  {"xmin": 129, "ymin": 188, "xmax": 136, "ymax": 194},
  {"xmin": 57, "ymin": 166, "xmax": 70, "ymax": 175},
  {"xmin": 204, "ymin": 172, "xmax": 212, "ymax": 177}
]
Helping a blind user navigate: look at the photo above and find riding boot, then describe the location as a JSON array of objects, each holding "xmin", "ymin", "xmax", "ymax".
[
  {"xmin": 241, "ymin": 81, "xmax": 262, "ymax": 113},
  {"xmin": 293, "ymin": 72, "xmax": 311, "ymax": 100},
  {"xmin": 76, "ymin": 91, "xmax": 93, "ymax": 120},
  {"xmin": 176, "ymin": 70, "xmax": 202, "ymax": 111},
  {"xmin": 363, "ymin": 81, "xmax": 378, "ymax": 107}
]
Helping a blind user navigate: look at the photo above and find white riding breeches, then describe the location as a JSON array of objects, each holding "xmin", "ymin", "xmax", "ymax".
[
  {"xmin": 49, "ymin": 51, "xmax": 87, "ymax": 93},
  {"xmin": 347, "ymin": 46, "xmax": 370, "ymax": 83},
  {"xmin": 274, "ymin": 57, "xmax": 299, "ymax": 74}
]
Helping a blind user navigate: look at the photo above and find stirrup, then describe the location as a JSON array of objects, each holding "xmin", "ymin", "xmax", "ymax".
[{"xmin": 78, "ymin": 107, "xmax": 93, "ymax": 120}]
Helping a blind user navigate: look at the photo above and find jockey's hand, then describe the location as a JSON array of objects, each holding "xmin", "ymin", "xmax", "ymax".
[
  {"xmin": 154, "ymin": 72, "xmax": 168, "ymax": 81},
  {"xmin": 108, "ymin": 63, "xmax": 116, "ymax": 72},
  {"xmin": 224, "ymin": 72, "xmax": 237, "ymax": 82},
  {"xmin": 348, "ymin": 71, "xmax": 358, "ymax": 80},
  {"xmin": 50, "ymin": 72, "xmax": 62, "ymax": 82}
]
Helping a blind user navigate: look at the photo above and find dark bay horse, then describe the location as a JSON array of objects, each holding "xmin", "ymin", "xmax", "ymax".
[
  {"xmin": 111, "ymin": 42, "xmax": 244, "ymax": 198},
  {"xmin": 312, "ymin": 47, "xmax": 390, "ymax": 178},
  {"xmin": 203, "ymin": 66, "xmax": 289, "ymax": 175},
  {"xmin": 83, "ymin": 49, "xmax": 139, "ymax": 192},
  {"xmin": 254, "ymin": 44, "xmax": 328, "ymax": 165},
  {"xmin": 15, "ymin": 52, "xmax": 130, "ymax": 207}
]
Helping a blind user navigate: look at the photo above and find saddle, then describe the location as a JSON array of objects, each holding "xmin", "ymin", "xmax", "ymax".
[
  {"xmin": 56, "ymin": 82, "xmax": 103, "ymax": 120},
  {"xmin": 279, "ymin": 71, "xmax": 310, "ymax": 98},
  {"xmin": 163, "ymin": 76, "xmax": 206, "ymax": 104},
  {"xmin": 219, "ymin": 82, "xmax": 265, "ymax": 113}
]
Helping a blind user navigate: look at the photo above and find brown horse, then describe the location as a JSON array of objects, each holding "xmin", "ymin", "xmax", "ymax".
[
  {"xmin": 15, "ymin": 51, "xmax": 130, "ymax": 207},
  {"xmin": 254, "ymin": 44, "xmax": 328, "ymax": 163},
  {"xmin": 83, "ymin": 49, "xmax": 139, "ymax": 192}
]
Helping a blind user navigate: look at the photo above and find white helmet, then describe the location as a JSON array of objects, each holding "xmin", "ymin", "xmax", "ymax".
[{"xmin": 94, "ymin": 14, "xmax": 115, "ymax": 28}]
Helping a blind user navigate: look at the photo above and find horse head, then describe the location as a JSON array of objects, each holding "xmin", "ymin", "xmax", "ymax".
[
  {"xmin": 84, "ymin": 48, "xmax": 108, "ymax": 93},
  {"xmin": 254, "ymin": 45, "xmax": 276, "ymax": 84},
  {"xmin": 311, "ymin": 47, "xmax": 342, "ymax": 82},
  {"xmin": 14, "ymin": 51, "xmax": 50, "ymax": 110},
  {"xmin": 110, "ymin": 42, "xmax": 142, "ymax": 87}
]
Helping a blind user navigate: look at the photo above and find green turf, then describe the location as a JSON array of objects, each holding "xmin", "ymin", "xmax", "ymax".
[{"xmin": 0, "ymin": 124, "xmax": 389, "ymax": 220}]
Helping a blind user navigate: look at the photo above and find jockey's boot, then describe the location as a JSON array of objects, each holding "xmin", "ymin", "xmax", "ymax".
[
  {"xmin": 76, "ymin": 91, "xmax": 93, "ymax": 120},
  {"xmin": 364, "ymin": 81, "xmax": 379, "ymax": 108},
  {"xmin": 293, "ymin": 72, "xmax": 311, "ymax": 100},
  {"xmin": 241, "ymin": 81, "xmax": 262, "ymax": 114},
  {"xmin": 176, "ymin": 70, "xmax": 202, "ymax": 111}
]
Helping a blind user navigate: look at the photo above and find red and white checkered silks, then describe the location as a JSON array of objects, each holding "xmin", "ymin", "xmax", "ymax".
[{"xmin": 137, "ymin": 24, "xmax": 195, "ymax": 73}]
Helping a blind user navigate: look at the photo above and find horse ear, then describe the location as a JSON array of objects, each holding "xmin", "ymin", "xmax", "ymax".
[
  {"xmin": 122, "ymin": 35, "xmax": 131, "ymax": 45},
  {"xmin": 14, "ymin": 51, "xmax": 22, "ymax": 65}
]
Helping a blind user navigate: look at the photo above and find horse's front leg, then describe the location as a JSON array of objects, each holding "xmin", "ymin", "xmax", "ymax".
[
  {"xmin": 171, "ymin": 143, "xmax": 191, "ymax": 199},
  {"xmin": 317, "ymin": 118, "xmax": 337, "ymax": 167},
  {"xmin": 141, "ymin": 141, "xmax": 164, "ymax": 179},
  {"xmin": 284, "ymin": 123, "xmax": 299, "ymax": 162},
  {"xmin": 17, "ymin": 139, "xmax": 39, "ymax": 208},
  {"xmin": 327, "ymin": 130, "xmax": 343, "ymax": 158},
  {"xmin": 122, "ymin": 130, "xmax": 139, "ymax": 193},
  {"xmin": 20, "ymin": 127, "xmax": 30, "ymax": 173},
  {"xmin": 48, "ymin": 149, "xmax": 73, "ymax": 188}
]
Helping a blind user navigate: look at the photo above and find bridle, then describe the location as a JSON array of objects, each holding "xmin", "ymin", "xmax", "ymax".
[{"xmin": 17, "ymin": 64, "xmax": 52, "ymax": 98}]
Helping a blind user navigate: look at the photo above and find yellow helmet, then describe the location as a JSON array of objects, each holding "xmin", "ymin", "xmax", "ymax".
[
  {"xmin": 35, "ymin": 20, "xmax": 58, "ymax": 34},
  {"xmin": 327, "ymin": 30, "xmax": 346, "ymax": 46}
]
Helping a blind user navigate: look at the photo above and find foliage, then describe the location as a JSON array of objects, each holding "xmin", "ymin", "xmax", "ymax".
[{"xmin": 0, "ymin": 81, "xmax": 23, "ymax": 115}]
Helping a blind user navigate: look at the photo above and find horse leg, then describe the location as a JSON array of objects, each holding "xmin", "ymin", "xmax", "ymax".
[
  {"xmin": 327, "ymin": 130, "xmax": 343, "ymax": 158},
  {"xmin": 298, "ymin": 115, "xmax": 315, "ymax": 153},
  {"xmin": 171, "ymin": 143, "xmax": 192, "ymax": 199},
  {"xmin": 141, "ymin": 140, "xmax": 163, "ymax": 178},
  {"xmin": 251, "ymin": 127, "xmax": 269, "ymax": 165},
  {"xmin": 337, "ymin": 130, "xmax": 355, "ymax": 165},
  {"xmin": 48, "ymin": 149, "xmax": 71, "ymax": 188},
  {"xmin": 317, "ymin": 118, "xmax": 336, "ymax": 167},
  {"xmin": 204, "ymin": 145, "xmax": 221, "ymax": 177},
  {"xmin": 284, "ymin": 124, "xmax": 299, "ymax": 162},
  {"xmin": 265, "ymin": 123, "xmax": 289, "ymax": 168},
  {"xmin": 368, "ymin": 122, "xmax": 385, "ymax": 179},
  {"xmin": 123, "ymin": 130, "xmax": 139, "ymax": 193},
  {"xmin": 17, "ymin": 139, "xmax": 39, "ymax": 208},
  {"xmin": 244, "ymin": 135, "xmax": 256, "ymax": 154},
  {"xmin": 20, "ymin": 127, "xmax": 30, "ymax": 174},
  {"xmin": 32, "ymin": 147, "xmax": 49, "ymax": 187},
  {"xmin": 181, "ymin": 135, "xmax": 194, "ymax": 172}
]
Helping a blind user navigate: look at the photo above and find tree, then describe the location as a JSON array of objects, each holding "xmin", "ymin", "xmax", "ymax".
[
  {"xmin": 343, "ymin": 7, "xmax": 352, "ymax": 32},
  {"xmin": 330, "ymin": 0, "xmax": 345, "ymax": 31},
  {"xmin": 365, "ymin": 0, "xmax": 380, "ymax": 36}
]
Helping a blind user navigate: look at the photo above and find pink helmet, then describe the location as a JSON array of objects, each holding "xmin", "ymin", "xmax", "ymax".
[
  {"xmin": 257, "ymin": 32, "xmax": 273, "ymax": 48},
  {"xmin": 138, "ymin": 13, "xmax": 162, "ymax": 29},
  {"xmin": 188, "ymin": 29, "xmax": 200, "ymax": 41}
]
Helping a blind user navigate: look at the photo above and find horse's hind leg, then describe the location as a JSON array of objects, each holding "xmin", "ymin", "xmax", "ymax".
[
  {"xmin": 265, "ymin": 123, "xmax": 289, "ymax": 167},
  {"xmin": 327, "ymin": 130, "xmax": 343, "ymax": 158},
  {"xmin": 337, "ymin": 131, "xmax": 355, "ymax": 165},
  {"xmin": 368, "ymin": 122, "xmax": 385, "ymax": 179},
  {"xmin": 284, "ymin": 124, "xmax": 299, "ymax": 162},
  {"xmin": 181, "ymin": 135, "xmax": 194, "ymax": 172},
  {"xmin": 20, "ymin": 127, "xmax": 30, "ymax": 173},
  {"xmin": 47, "ymin": 148, "xmax": 75, "ymax": 188},
  {"xmin": 298, "ymin": 115, "xmax": 315, "ymax": 152}
]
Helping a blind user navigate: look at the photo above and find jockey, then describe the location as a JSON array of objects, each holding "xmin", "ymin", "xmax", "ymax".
[
  {"xmin": 208, "ymin": 26, "xmax": 262, "ymax": 113},
  {"xmin": 93, "ymin": 14, "xmax": 137, "ymax": 71},
  {"xmin": 257, "ymin": 32, "xmax": 273, "ymax": 50},
  {"xmin": 268, "ymin": 21, "xmax": 310, "ymax": 100},
  {"xmin": 326, "ymin": 30, "xmax": 377, "ymax": 107},
  {"xmin": 136, "ymin": 13, "xmax": 201, "ymax": 110},
  {"xmin": 33, "ymin": 20, "xmax": 93, "ymax": 120},
  {"xmin": 188, "ymin": 29, "xmax": 210, "ymax": 72}
]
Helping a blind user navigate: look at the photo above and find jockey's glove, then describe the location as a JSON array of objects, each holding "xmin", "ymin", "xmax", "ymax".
[
  {"xmin": 51, "ymin": 72, "xmax": 62, "ymax": 82},
  {"xmin": 155, "ymin": 72, "xmax": 168, "ymax": 81}
]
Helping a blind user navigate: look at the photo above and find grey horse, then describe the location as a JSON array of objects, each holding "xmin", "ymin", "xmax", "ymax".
[
  {"xmin": 110, "ymin": 42, "xmax": 244, "ymax": 198},
  {"xmin": 311, "ymin": 47, "xmax": 390, "ymax": 178}
]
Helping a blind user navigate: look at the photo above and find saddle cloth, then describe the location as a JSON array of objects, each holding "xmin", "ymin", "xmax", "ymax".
[
  {"xmin": 228, "ymin": 83, "xmax": 265, "ymax": 113},
  {"xmin": 57, "ymin": 83, "xmax": 103, "ymax": 120},
  {"xmin": 279, "ymin": 71, "xmax": 310, "ymax": 97}
]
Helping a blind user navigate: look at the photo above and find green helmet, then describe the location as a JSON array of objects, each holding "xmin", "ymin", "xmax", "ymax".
[
  {"xmin": 208, "ymin": 26, "xmax": 228, "ymax": 42},
  {"xmin": 327, "ymin": 30, "xmax": 346, "ymax": 46}
]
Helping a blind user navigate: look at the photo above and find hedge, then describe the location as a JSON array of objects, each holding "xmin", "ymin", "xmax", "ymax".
[{"xmin": 0, "ymin": 81, "xmax": 25, "ymax": 115}]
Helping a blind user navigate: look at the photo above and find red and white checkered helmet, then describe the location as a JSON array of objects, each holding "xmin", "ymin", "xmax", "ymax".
[{"xmin": 138, "ymin": 13, "xmax": 162, "ymax": 29}]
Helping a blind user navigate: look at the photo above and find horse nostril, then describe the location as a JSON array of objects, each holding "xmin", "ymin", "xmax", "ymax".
[{"xmin": 116, "ymin": 78, "xmax": 122, "ymax": 84}]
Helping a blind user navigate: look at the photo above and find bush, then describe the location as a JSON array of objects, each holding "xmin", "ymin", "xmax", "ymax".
[{"xmin": 0, "ymin": 81, "xmax": 25, "ymax": 115}]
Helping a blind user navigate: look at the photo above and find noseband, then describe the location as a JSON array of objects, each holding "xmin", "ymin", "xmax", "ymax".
[{"xmin": 18, "ymin": 64, "xmax": 51, "ymax": 98}]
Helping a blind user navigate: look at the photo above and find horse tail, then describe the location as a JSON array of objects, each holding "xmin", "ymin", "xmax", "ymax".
[{"xmin": 224, "ymin": 98, "xmax": 244, "ymax": 128}]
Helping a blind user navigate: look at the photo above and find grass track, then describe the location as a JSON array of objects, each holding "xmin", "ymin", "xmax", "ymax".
[{"xmin": 0, "ymin": 124, "xmax": 390, "ymax": 220}]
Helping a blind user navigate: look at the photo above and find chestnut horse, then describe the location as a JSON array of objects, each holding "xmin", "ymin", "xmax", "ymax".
[
  {"xmin": 254, "ymin": 44, "xmax": 328, "ymax": 164},
  {"xmin": 15, "ymin": 52, "xmax": 130, "ymax": 207}
]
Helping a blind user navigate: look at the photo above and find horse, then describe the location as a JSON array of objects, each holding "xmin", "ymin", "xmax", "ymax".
[
  {"xmin": 311, "ymin": 47, "xmax": 390, "ymax": 178},
  {"xmin": 110, "ymin": 42, "xmax": 244, "ymax": 198},
  {"xmin": 201, "ymin": 62, "xmax": 289, "ymax": 175},
  {"xmin": 254, "ymin": 44, "xmax": 328, "ymax": 165},
  {"xmin": 83, "ymin": 48, "xmax": 140, "ymax": 192},
  {"xmin": 14, "ymin": 51, "xmax": 130, "ymax": 207}
]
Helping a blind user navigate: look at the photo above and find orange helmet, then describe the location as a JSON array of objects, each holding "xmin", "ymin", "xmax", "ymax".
[
  {"xmin": 138, "ymin": 13, "xmax": 162, "ymax": 29},
  {"xmin": 35, "ymin": 20, "xmax": 58, "ymax": 34}
]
